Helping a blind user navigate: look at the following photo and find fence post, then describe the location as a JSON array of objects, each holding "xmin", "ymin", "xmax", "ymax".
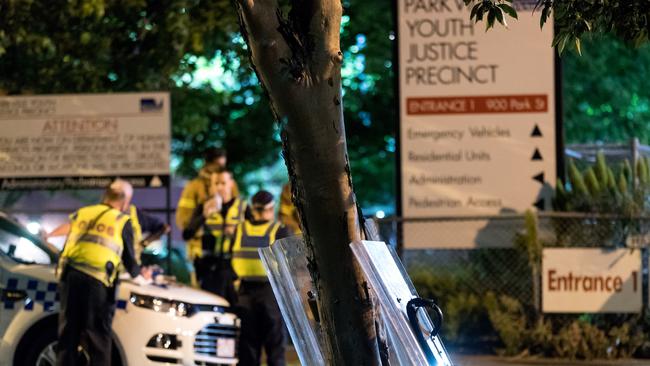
[
  {"xmin": 526, "ymin": 211, "xmax": 542, "ymax": 317},
  {"xmin": 632, "ymin": 137, "xmax": 640, "ymax": 188}
]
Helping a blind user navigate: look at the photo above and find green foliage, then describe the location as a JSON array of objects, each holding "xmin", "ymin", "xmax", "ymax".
[
  {"xmin": 0, "ymin": 0, "xmax": 397, "ymax": 209},
  {"xmin": 481, "ymin": 231, "xmax": 646, "ymax": 359},
  {"xmin": 466, "ymin": 1, "xmax": 649, "ymax": 53},
  {"xmin": 413, "ymin": 210, "xmax": 649, "ymax": 358},
  {"xmin": 408, "ymin": 246, "xmax": 532, "ymax": 348},
  {"xmin": 0, "ymin": 0, "xmax": 237, "ymax": 93},
  {"xmin": 170, "ymin": 83, "xmax": 281, "ymax": 181},
  {"xmin": 485, "ymin": 296, "xmax": 646, "ymax": 359},
  {"xmin": 552, "ymin": 152, "xmax": 650, "ymax": 246},
  {"xmin": 0, "ymin": 0, "xmax": 281, "ymax": 185},
  {"xmin": 339, "ymin": 0, "xmax": 396, "ymax": 208},
  {"xmin": 410, "ymin": 268, "xmax": 495, "ymax": 345},
  {"xmin": 466, "ymin": 0, "xmax": 517, "ymax": 31},
  {"xmin": 555, "ymin": 152, "xmax": 650, "ymax": 216},
  {"xmin": 515, "ymin": 210, "xmax": 541, "ymax": 267},
  {"xmin": 568, "ymin": 160, "xmax": 589, "ymax": 198},
  {"xmin": 484, "ymin": 292, "xmax": 527, "ymax": 355},
  {"xmin": 563, "ymin": 34, "xmax": 650, "ymax": 146}
]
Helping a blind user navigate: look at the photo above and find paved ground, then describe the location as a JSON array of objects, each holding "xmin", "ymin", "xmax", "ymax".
[
  {"xmin": 283, "ymin": 349, "xmax": 650, "ymax": 365},
  {"xmin": 453, "ymin": 355, "xmax": 650, "ymax": 366}
]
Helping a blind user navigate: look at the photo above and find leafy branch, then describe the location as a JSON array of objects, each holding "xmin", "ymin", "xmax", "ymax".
[{"xmin": 465, "ymin": 0, "xmax": 650, "ymax": 54}]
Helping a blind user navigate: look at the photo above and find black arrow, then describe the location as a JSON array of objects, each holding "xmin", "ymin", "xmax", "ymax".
[
  {"xmin": 533, "ymin": 172, "xmax": 545, "ymax": 184},
  {"xmin": 531, "ymin": 148, "xmax": 543, "ymax": 161},
  {"xmin": 531, "ymin": 124, "xmax": 543, "ymax": 137},
  {"xmin": 533, "ymin": 198, "xmax": 545, "ymax": 211}
]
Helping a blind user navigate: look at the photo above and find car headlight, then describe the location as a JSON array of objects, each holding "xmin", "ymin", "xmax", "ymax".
[
  {"xmin": 147, "ymin": 333, "xmax": 182, "ymax": 350},
  {"xmin": 129, "ymin": 292, "xmax": 230, "ymax": 317},
  {"xmin": 129, "ymin": 293, "xmax": 191, "ymax": 317}
]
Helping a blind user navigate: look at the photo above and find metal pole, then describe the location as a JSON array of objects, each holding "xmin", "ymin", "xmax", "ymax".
[
  {"xmin": 632, "ymin": 137, "xmax": 640, "ymax": 188},
  {"xmin": 166, "ymin": 181, "xmax": 172, "ymax": 274},
  {"xmin": 392, "ymin": 0, "xmax": 404, "ymax": 257}
]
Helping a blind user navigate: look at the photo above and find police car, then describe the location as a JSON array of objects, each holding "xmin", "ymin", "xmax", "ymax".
[{"xmin": 0, "ymin": 212, "xmax": 239, "ymax": 366}]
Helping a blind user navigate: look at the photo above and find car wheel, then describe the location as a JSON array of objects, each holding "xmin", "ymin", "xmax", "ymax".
[
  {"xmin": 20, "ymin": 327, "xmax": 89, "ymax": 366},
  {"xmin": 34, "ymin": 341, "xmax": 57, "ymax": 366},
  {"xmin": 18, "ymin": 326, "xmax": 57, "ymax": 366}
]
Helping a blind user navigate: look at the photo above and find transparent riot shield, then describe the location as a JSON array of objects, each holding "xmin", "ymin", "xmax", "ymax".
[
  {"xmin": 259, "ymin": 236, "xmax": 326, "ymax": 365},
  {"xmin": 260, "ymin": 237, "xmax": 453, "ymax": 365},
  {"xmin": 350, "ymin": 240, "xmax": 453, "ymax": 366}
]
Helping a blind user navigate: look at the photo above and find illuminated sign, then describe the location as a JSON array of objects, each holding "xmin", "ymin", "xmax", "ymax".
[{"xmin": 398, "ymin": 0, "xmax": 557, "ymax": 248}]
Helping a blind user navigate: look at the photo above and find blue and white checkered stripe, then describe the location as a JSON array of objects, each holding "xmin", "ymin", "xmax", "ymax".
[{"xmin": 3, "ymin": 277, "xmax": 59, "ymax": 312}]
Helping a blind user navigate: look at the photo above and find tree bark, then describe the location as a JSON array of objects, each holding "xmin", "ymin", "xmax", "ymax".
[{"xmin": 235, "ymin": 1, "xmax": 381, "ymax": 364}]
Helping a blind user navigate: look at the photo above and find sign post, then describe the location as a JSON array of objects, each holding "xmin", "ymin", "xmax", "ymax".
[{"xmin": 397, "ymin": 1, "xmax": 557, "ymax": 248}]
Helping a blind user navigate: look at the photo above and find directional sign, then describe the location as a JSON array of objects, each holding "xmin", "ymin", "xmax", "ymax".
[{"xmin": 398, "ymin": 0, "xmax": 557, "ymax": 247}]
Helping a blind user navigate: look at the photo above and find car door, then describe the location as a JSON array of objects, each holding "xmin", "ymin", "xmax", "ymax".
[{"xmin": 0, "ymin": 219, "xmax": 56, "ymax": 335}]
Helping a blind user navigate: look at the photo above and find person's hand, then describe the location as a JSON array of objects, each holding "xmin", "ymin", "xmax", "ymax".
[
  {"xmin": 203, "ymin": 195, "xmax": 221, "ymax": 218},
  {"xmin": 132, "ymin": 275, "xmax": 152, "ymax": 286},
  {"xmin": 140, "ymin": 266, "xmax": 154, "ymax": 280}
]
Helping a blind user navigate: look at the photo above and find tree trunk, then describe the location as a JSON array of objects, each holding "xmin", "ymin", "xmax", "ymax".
[{"xmin": 235, "ymin": 1, "xmax": 381, "ymax": 364}]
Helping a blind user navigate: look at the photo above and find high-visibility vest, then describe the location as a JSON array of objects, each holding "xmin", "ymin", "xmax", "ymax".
[
  {"xmin": 60, "ymin": 204, "xmax": 130, "ymax": 287},
  {"xmin": 232, "ymin": 220, "xmax": 281, "ymax": 281},
  {"xmin": 204, "ymin": 198, "xmax": 246, "ymax": 254}
]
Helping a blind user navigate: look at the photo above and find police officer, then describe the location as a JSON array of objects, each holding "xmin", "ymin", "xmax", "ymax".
[
  {"xmin": 182, "ymin": 170, "xmax": 245, "ymax": 303},
  {"xmin": 232, "ymin": 190, "xmax": 290, "ymax": 366},
  {"xmin": 48, "ymin": 202, "xmax": 169, "ymax": 264},
  {"xmin": 176, "ymin": 148, "xmax": 240, "ymax": 263},
  {"xmin": 57, "ymin": 180, "xmax": 149, "ymax": 366}
]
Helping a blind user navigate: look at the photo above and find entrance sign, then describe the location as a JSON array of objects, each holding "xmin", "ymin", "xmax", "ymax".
[
  {"xmin": 542, "ymin": 248, "xmax": 641, "ymax": 313},
  {"xmin": 0, "ymin": 92, "xmax": 170, "ymax": 190},
  {"xmin": 398, "ymin": 0, "xmax": 557, "ymax": 247}
]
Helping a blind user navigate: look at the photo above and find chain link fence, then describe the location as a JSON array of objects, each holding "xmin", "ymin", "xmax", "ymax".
[{"xmin": 375, "ymin": 213, "xmax": 650, "ymax": 357}]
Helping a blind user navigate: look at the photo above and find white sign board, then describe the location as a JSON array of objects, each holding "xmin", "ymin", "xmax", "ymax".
[
  {"xmin": 542, "ymin": 248, "xmax": 641, "ymax": 313},
  {"xmin": 398, "ymin": 0, "xmax": 556, "ymax": 247},
  {"xmin": 0, "ymin": 92, "xmax": 170, "ymax": 189}
]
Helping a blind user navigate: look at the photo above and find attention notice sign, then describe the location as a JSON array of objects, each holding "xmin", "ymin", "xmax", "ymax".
[
  {"xmin": 398, "ymin": 0, "xmax": 557, "ymax": 248},
  {"xmin": 542, "ymin": 248, "xmax": 642, "ymax": 313},
  {"xmin": 0, "ymin": 93, "xmax": 170, "ymax": 190}
]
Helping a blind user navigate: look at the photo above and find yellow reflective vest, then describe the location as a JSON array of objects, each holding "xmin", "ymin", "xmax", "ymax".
[
  {"xmin": 232, "ymin": 220, "xmax": 282, "ymax": 281},
  {"xmin": 59, "ymin": 204, "xmax": 130, "ymax": 287},
  {"xmin": 204, "ymin": 198, "xmax": 246, "ymax": 255}
]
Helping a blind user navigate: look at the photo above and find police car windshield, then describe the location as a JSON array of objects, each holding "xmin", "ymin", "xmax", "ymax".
[{"xmin": 0, "ymin": 215, "xmax": 55, "ymax": 265}]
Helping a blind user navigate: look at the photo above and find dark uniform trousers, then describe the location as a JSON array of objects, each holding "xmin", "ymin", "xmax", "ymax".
[
  {"xmin": 195, "ymin": 252, "xmax": 238, "ymax": 305},
  {"xmin": 57, "ymin": 267, "xmax": 115, "ymax": 366},
  {"xmin": 237, "ymin": 280, "xmax": 286, "ymax": 366}
]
